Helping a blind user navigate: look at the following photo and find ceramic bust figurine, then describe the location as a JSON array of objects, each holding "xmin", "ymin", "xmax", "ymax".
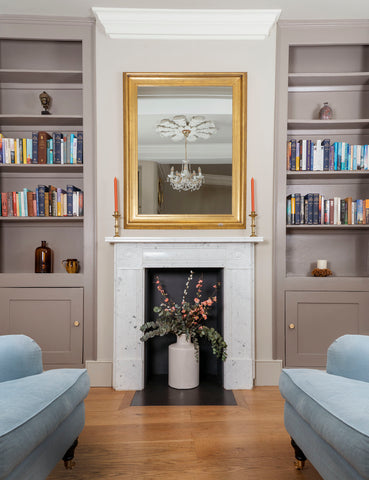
[{"xmin": 39, "ymin": 91, "xmax": 51, "ymax": 115}]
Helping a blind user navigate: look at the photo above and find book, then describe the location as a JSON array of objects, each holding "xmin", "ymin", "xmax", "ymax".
[
  {"xmin": 54, "ymin": 132, "xmax": 62, "ymax": 164},
  {"xmin": 1, "ymin": 192, "xmax": 7, "ymax": 216},
  {"xmin": 322, "ymin": 139, "xmax": 330, "ymax": 171},
  {"xmin": 38, "ymin": 131, "xmax": 51, "ymax": 164},
  {"xmin": 37, "ymin": 185, "xmax": 47, "ymax": 216},
  {"xmin": 32, "ymin": 132, "xmax": 38, "ymax": 164},
  {"xmin": 77, "ymin": 131, "xmax": 83, "ymax": 164}
]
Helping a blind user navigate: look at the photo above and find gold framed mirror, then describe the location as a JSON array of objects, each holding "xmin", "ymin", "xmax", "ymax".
[{"xmin": 123, "ymin": 72, "xmax": 247, "ymax": 229}]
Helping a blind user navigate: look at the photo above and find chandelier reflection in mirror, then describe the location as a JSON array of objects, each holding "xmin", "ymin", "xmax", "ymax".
[{"xmin": 156, "ymin": 115, "xmax": 217, "ymax": 192}]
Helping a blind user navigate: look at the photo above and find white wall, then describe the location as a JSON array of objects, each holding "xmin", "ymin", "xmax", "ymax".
[{"xmin": 1, "ymin": 0, "xmax": 368, "ymax": 386}]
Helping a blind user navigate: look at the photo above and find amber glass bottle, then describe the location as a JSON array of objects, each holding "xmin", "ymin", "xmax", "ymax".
[{"xmin": 35, "ymin": 241, "xmax": 52, "ymax": 273}]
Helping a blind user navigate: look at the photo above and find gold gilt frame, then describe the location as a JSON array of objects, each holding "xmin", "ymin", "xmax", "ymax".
[{"xmin": 123, "ymin": 72, "xmax": 247, "ymax": 229}]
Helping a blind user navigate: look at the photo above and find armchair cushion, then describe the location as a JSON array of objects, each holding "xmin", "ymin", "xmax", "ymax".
[
  {"xmin": 0, "ymin": 368, "xmax": 89, "ymax": 479},
  {"xmin": 280, "ymin": 368, "xmax": 369, "ymax": 479}
]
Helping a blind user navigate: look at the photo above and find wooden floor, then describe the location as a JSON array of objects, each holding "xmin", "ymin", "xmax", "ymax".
[{"xmin": 49, "ymin": 386, "xmax": 322, "ymax": 479}]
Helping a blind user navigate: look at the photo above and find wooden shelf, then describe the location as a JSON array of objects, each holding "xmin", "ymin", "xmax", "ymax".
[
  {"xmin": 0, "ymin": 164, "xmax": 83, "ymax": 173},
  {"xmin": 0, "ymin": 273, "xmax": 84, "ymax": 287},
  {"xmin": 288, "ymin": 72, "xmax": 369, "ymax": 87},
  {"xmin": 0, "ymin": 69, "xmax": 83, "ymax": 84},
  {"xmin": 287, "ymin": 119, "xmax": 369, "ymax": 131},
  {"xmin": 0, "ymin": 114, "xmax": 83, "ymax": 126},
  {"xmin": 287, "ymin": 224, "xmax": 369, "ymax": 230},
  {"xmin": 287, "ymin": 170, "xmax": 369, "ymax": 180},
  {"xmin": 0, "ymin": 216, "xmax": 83, "ymax": 222}
]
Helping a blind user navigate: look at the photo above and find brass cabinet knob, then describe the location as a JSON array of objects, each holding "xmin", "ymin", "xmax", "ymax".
[
  {"xmin": 73, "ymin": 321, "xmax": 80, "ymax": 327},
  {"xmin": 289, "ymin": 323, "xmax": 296, "ymax": 329}
]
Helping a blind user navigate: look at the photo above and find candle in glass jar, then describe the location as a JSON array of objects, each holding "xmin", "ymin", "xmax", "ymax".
[
  {"xmin": 317, "ymin": 259, "xmax": 327, "ymax": 269},
  {"xmin": 251, "ymin": 177, "xmax": 255, "ymax": 212},
  {"xmin": 114, "ymin": 177, "xmax": 118, "ymax": 212}
]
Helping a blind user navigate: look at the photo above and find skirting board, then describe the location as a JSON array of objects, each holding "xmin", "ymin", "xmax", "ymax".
[
  {"xmin": 85, "ymin": 361, "xmax": 113, "ymax": 387},
  {"xmin": 86, "ymin": 360, "xmax": 282, "ymax": 388},
  {"xmin": 255, "ymin": 360, "xmax": 283, "ymax": 386}
]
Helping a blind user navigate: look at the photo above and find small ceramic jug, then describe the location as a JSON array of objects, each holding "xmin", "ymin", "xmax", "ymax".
[{"xmin": 62, "ymin": 258, "xmax": 79, "ymax": 273}]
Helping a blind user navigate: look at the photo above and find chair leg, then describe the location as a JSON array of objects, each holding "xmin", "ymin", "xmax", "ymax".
[
  {"xmin": 63, "ymin": 438, "xmax": 79, "ymax": 470},
  {"xmin": 291, "ymin": 437, "xmax": 307, "ymax": 470}
]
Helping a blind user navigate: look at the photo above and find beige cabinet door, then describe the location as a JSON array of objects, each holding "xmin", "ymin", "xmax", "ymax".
[
  {"xmin": 0, "ymin": 287, "xmax": 83, "ymax": 366},
  {"xmin": 285, "ymin": 291, "xmax": 369, "ymax": 367}
]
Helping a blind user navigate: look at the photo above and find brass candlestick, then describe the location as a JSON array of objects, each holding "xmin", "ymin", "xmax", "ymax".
[
  {"xmin": 113, "ymin": 211, "xmax": 120, "ymax": 237},
  {"xmin": 249, "ymin": 211, "xmax": 257, "ymax": 237}
]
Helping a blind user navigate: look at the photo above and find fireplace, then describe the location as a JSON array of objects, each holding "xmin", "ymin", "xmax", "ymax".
[{"xmin": 106, "ymin": 236, "xmax": 262, "ymax": 390}]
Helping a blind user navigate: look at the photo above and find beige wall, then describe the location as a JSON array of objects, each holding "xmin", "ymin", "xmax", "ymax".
[
  {"xmin": 1, "ymin": 0, "xmax": 369, "ymax": 385},
  {"xmin": 94, "ymin": 23, "xmax": 277, "ymax": 381}
]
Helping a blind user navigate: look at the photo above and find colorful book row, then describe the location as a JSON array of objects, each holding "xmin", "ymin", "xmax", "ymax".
[
  {"xmin": 287, "ymin": 193, "xmax": 369, "ymax": 225},
  {"xmin": 0, "ymin": 131, "xmax": 83, "ymax": 165},
  {"xmin": 0, "ymin": 185, "xmax": 83, "ymax": 218},
  {"xmin": 287, "ymin": 139, "xmax": 369, "ymax": 171}
]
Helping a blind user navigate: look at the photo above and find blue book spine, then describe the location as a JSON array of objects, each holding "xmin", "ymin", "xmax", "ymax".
[
  {"xmin": 66, "ymin": 185, "xmax": 74, "ymax": 216},
  {"xmin": 70, "ymin": 134, "xmax": 75, "ymax": 164},
  {"xmin": 54, "ymin": 132, "xmax": 62, "ymax": 164},
  {"xmin": 36, "ymin": 187, "xmax": 39, "ymax": 216},
  {"xmin": 32, "ymin": 132, "xmax": 38, "ymax": 164},
  {"xmin": 295, "ymin": 193, "xmax": 301, "ymax": 225},
  {"xmin": 0, "ymin": 136, "xmax": 3, "ymax": 164},
  {"xmin": 37, "ymin": 185, "xmax": 45, "ymax": 216},
  {"xmin": 313, "ymin": 193, "xmax": 319, "ymax": 225},
  {"xmin": 290, "ymin": 139, "xmax": 296, "ymax": 171},
  {"xmin": 305, "ymin": 193, "xmax": 314, "ymax": 225},
  {"xmin": 322, "ymin": 139, "xmax": 330, "ymax": 171},
  {"xmin": 346, "ymin": 143, "xmax": 350, "ymax": 170},
  {"xmin": 77, "ymin": 131, "xmax": 83, "ymax": 164},
  {"xmin": 333, "ymin": 142, "xmax": 338, "ymax": 170}
]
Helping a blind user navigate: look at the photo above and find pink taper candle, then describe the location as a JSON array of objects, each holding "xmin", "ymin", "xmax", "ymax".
[
  {"xmin": 114, "ymin": 177, "xmax": 118, "ymax": 212},
  {"xmin": 251, "ymin": 177, "xmax": 255, "ymax": 212}
]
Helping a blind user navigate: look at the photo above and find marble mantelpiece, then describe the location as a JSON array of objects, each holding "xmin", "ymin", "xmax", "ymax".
[{"xmin": 106, "ymin": 236, "xmax": 263, "ymax": 390}]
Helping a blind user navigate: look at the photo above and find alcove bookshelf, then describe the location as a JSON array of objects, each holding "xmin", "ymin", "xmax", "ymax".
[
  {"xmin": 274, "ymin": 20, "xmax": 369, "ymax": 368},
  {"xmin": 0, "ymin": 16, "xmax": 96, "ymax": 367}
]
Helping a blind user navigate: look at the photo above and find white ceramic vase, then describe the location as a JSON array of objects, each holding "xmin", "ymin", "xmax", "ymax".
[{"xmin": 168, "ymin": 334, "xmax": 199, "ymax": 389}]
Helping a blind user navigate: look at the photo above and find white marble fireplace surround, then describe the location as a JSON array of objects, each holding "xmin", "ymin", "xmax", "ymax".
[{"xmin": 106, "ymin": 236, "xmax": 263, "ymax": 390}]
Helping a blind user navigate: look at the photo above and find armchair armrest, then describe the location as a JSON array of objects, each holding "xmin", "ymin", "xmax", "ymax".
[
  {"xmin": 0, "ymin": 335, "xmax": 43, "ymax": 382},
  {"xmin": 327, "ymin": 334, "xmax": 369, "ymax": 383}
]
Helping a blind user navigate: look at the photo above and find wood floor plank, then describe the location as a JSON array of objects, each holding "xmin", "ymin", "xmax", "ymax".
[{"xmin": 48, "ymin": 386, "xmax": 323, "ymax": 479}]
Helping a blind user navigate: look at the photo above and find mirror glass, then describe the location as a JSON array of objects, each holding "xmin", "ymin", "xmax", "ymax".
[
  {"xmin": 137, "ymin": 86, "xmax": 233, "ymax": 215},
  {"xmin": 123, "ymin": 73, "xmax": 246, "ymax": 229}
]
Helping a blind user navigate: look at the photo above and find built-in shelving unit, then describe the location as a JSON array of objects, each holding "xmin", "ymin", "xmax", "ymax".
[
  {"xmin": 0, "ymin": 16, "xmax": 96, "ymax": 367},
  {"xmin": 274, "ymin": 20, "xmax": 369, "ymax": 368}
]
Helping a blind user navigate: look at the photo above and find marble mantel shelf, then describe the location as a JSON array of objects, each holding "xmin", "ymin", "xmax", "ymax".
[{"xmin": 105, "ymin": 236, "xmax": 264, "ymax": 244}]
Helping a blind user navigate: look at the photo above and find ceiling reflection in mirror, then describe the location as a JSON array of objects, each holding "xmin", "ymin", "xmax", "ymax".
[{"xmin": 137, "ymin": 86, "xmax": 233, "ymax": 215}]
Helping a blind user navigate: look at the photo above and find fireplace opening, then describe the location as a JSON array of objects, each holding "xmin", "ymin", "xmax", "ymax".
[
  {"xmin": 131, "ymin": 268, "xmax": 236, "ymax": 406},
  {"xmin": 144, "ymin": 268, "xmax": 223, "ymax": 381}
]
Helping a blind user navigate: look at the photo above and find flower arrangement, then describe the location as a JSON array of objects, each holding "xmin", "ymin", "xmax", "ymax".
[{"xmin": 140, "ymin": 271, "xmax": 227, "ymax": 361}]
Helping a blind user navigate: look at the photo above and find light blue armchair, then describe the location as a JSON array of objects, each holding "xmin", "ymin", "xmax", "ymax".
[
  {"xmin": 280, "ymin": 335, "xmax": 369, "ymax": 480},
  {"xmin": 0, "ymin": 335, "xmax": 90, "ymax": 480}
]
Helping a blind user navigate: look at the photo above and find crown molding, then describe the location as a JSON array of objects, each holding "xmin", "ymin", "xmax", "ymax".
[{"xmin": 92, "ymin": 8, "xmax": 281, "ymax": 40}]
